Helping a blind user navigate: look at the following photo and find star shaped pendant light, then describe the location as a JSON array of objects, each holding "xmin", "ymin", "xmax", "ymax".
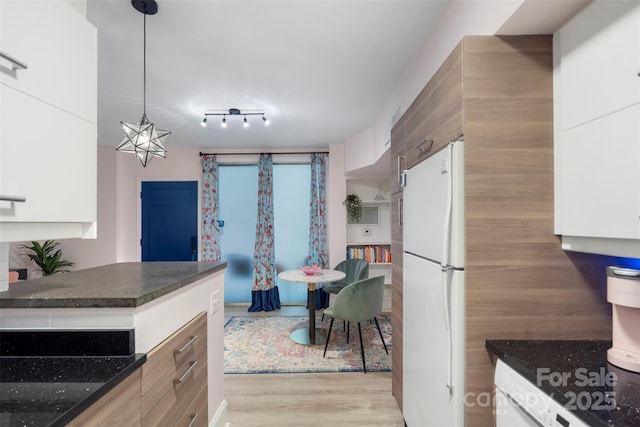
[{"xmin": 117, "ymin": 0, "xmax": 170, "ymax": 167}]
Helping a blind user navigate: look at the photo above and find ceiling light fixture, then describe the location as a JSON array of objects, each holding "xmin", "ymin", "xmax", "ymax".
[
  {"xmin": 117, "ymin": 0, "xmax": 170, "ymax": 167},
  {"xmin": 200, "ymin": 117, "xmax": 207, "ymax": 127},
  {"xmin": 201, "ymin": 108, "xmax": 270, "ymax": 128}
]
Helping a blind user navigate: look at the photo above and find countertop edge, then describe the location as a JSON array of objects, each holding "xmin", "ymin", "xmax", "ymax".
[{"xmin": 0, "ymin": 261, "xmax": 227, "ymax": 309}]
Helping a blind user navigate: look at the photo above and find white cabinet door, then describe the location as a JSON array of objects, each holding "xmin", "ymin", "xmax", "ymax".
[
  {"xmin": 0, "ymin": 0, "xmax": 97, "ymax": 123},
  {"xmin": 559, "ymin": 0, "xmax": 640, "ymax": 131},
  {"xmin": 0, "ymin": 0, "xmax": 97, "ymax": 242},
  {"xmin": 558, "ymin": 104, "xmax": 640, "ymax": 240}
]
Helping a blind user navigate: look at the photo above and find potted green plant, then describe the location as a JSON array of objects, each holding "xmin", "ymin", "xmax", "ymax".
[
  {"xmin": 20, "ymin": 240, "xmax": 75, "ymax": 276},
  {"xmin": 343, "ymin": 194, "xmax": 362, "ymax": 223}
]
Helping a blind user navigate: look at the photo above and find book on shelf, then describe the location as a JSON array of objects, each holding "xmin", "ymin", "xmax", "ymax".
[{"xmin": 346, "ymin": 245, "xmax": 391, "ymax": 263}]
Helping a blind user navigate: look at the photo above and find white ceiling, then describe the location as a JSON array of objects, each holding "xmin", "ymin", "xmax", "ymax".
[{"xmin": 87, "ymin": 0, "xmax": 447, "ymax": 152}]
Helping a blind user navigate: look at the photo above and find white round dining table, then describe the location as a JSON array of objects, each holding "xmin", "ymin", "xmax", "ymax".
[{"xmin": 278, "ymin": 268, "xmax": 346, "ymax": 345}]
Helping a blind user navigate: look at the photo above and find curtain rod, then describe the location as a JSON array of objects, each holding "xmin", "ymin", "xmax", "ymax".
[{"xmin": 199, "ymin": 151, "xmax": 329, "ymax": 156}]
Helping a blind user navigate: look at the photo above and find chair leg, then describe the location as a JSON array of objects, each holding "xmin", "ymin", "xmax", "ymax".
[
  {"xmin": 323, "ymin": 317, "xmax": 334, "ymax": 357},
  {"xmin": 346, "ymin": 321, "xmax": 350, "ymax": 343},
  {"xmin": 357, "ymin": 322, "xmax": 366, "ymax": 374},
  {"xmin": 374, "ymin": 317, "xmax": 388, "ymax": 354}
]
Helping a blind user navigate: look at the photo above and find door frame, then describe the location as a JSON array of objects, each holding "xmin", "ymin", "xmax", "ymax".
[{"xmin": 136, "ymin": 177, "xmax": 201, "ymax": 262}]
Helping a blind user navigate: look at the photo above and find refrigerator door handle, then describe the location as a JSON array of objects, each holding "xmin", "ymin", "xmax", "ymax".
[
  {"xmin": 442, "ymin": 266, "xmax": 453, "ymax": 395},
  {"xmin": 442, "ymin": 141, "xmax": 455, "ymax": 395}
]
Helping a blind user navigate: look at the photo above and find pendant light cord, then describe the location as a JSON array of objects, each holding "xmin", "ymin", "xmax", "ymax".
[{"xmin": 143, "ymin": 13, "xmax": 147, "ymax": 118}]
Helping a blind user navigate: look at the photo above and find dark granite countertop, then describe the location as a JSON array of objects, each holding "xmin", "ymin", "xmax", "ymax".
[
  {"xmin": 0, "ymin": 261, "xmax": 226, "ymax": 308},
  {"xmin": 487, "ymin": 340, "xmax": 640, "ymax": 427},
  {"xmin": 0, "ymin": 354, "xmax": 146, "ymax": 427}
]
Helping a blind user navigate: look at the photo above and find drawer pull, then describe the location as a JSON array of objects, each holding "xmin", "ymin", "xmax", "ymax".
[
  {"xmin": 0, "ymin": 195, "xmax": 26, "ymax": 203},
  {"xmin": 187, "ymin": 412, "xmax": 199, "ymax": 427},
  {"xmin": 416, "ymin": 138, "xmax": 433, "ymax": 150},
  {"xmin": 0, "ymin": 51, "xmax": 28, "ymax": 70},
  {"xmin": 396, "ymin": 156, "xmax": 405, "ymax": 183},
  {"xmin": 175, "ymin": 360, "xmax": 198, "ymax": 384},
  {"xmin": 175, "ymin": 335, "xmax": 198, "ymax": 354}
]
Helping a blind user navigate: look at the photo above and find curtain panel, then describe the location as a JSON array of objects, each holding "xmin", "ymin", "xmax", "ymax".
[
  {"xmin": 201, "ymin": 155, "xmax": 222, "ymax": 262},
  {"xmin": 249, "ymin": 154, "xmax": 281, "ymax": 312},
  {"xmin": 308, "ymin": 153, "xmax": 329, "ymax": 309}
]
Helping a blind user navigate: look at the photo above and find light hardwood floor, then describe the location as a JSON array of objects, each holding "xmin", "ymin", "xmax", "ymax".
[{"xmin": 224, "ymin": 305, "xmax": 404, "ymax": 427}]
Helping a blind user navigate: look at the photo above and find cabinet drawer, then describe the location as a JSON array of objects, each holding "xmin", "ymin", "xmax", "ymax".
[
  {"xmin": 176, "ymin": 382, "xmax": 208, "ymax": 427},
  {"xmin": 141, "ymin": 312, "xmax": 207, "ymax": 426}
]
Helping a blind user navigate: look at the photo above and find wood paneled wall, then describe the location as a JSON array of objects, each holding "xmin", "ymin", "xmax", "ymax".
[
  {"xmin": 393, "ymin": 35, "xmax": 617, "ymax": 426},
  {"xmin": 390, "ymin": 115, "xmax": 405, "ymax": 408},
  {"xmin": 462, "ymin": 35, "xmax": 614, "ymax": 426}
]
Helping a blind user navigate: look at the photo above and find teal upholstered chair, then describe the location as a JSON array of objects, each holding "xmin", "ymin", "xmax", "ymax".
[
  {"xmin": 320, "ymin": 259, "xmax": 369, "ymax": 318},
  {"xmin": 322, "ymin": 275, "xmax": 388, "ymax": 373}
]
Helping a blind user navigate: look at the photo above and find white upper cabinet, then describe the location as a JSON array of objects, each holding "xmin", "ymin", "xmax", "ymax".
[
  {"xmin": 558, "ymin": 0, "xmax": 640, "ymax": 131},
  {"xmin": 554, "ymin": 0, "xmax": 640, "ymax": 258},
  {"xmin": 0, "ymin": 0, "xmax": 97, "ymax": 242},
  {"xmin": 558, "ymin": 104, "xmax": 640, "ymax": 239}
]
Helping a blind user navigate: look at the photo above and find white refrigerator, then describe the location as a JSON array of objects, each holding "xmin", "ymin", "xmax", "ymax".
[{"xmin": 403, "ymin": 138, "xmax": 465, "ymax": 426}]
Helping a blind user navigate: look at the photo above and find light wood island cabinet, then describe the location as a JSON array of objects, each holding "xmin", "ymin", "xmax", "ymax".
[
  {"xmin": 141, "ymin": 312, "xmax": 208, "ymax": 427},
  {"xmin": 66, "ymin": 368, "xmax": 142, "ymax": 427},
  {"xmin": 0, "ymin": 262, "xmax": 227, "ymax": 427}
]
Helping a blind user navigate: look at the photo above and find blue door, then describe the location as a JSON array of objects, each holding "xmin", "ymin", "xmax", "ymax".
[{"xmin": 141, "ymin": 181, "xmax": 198, "ymax": 261}]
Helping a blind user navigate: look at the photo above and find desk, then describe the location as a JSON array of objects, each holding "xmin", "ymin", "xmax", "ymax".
[{"xmin": 278, "ymin": 269, "xmax": 346, "ymax": 345}]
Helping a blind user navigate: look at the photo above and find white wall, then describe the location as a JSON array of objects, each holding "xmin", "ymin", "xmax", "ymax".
[{"xmin": 60, "ymin": 146, "xmax": 347, "ymax": 271}]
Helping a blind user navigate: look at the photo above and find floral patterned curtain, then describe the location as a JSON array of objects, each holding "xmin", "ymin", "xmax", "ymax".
[
  {"xmin": 248, "ymin": 154, "xmax": 281, "ymax": 312},
  {"xmin": 308, "ymin": 153, "xmax": 329, "ymax": 309},
  {"xmin": 201, "ymin": 155, "xmax": 221, "ymax": 262}
]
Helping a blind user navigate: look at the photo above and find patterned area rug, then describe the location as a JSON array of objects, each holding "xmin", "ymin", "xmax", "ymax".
[{"xmin": 224, "ymin": 315, "xmax": 392, "ymax": 374}]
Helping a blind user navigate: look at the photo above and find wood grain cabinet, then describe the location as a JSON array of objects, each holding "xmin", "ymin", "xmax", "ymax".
[
  {"xmin": 67, "ymin": 369, "xmax": 142, "ymax": 427},
  {"xmin": 141, "ymin": 312, "xmax": 208, "ymax": 427},
  {"xmin": 389, "ymin": 112, "xmax": 405, "ymax": 409},
  {"xmin": 0, "ymin": 0, "xmax": 97, "ymax": 242},
  {"xmin": 392, "ymin": 35, "xmax": 613, "ymax": 426}
]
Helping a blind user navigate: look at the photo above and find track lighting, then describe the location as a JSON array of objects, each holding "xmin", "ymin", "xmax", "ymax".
[{"xmin": 200, "ymin": 108, "xmax": 270, "ymax": 128}]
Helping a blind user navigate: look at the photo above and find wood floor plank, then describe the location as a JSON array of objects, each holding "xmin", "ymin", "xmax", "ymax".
[{"xmin": 224, "ymin": 305, "xmax": 403, "ymax": 426}]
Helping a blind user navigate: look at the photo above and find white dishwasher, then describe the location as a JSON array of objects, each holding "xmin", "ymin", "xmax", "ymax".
[{"xmin": 494, "ymin": 359, "xmax": 589, "ymax": 427}]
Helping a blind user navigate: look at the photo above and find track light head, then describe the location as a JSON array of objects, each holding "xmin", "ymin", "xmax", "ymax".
[
  {"xmin": 221, "ymin": 116, "xmax": 227, "ymax": 128},
  {"xmin": 200, "ymin": 116, "xmax": 207, "ymax": 127},
  {"xmin": 243, "ymin": 116, "xmax": 249, "ymax": 128},
  {"xmin": 262, "ymin": 115, "xmax": 270, "ymax": 126}
]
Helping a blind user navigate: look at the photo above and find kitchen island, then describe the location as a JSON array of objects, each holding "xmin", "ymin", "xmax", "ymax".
[
  {"xmin": 0, "ymin": 261, "xmax": 227, "ymax": 427},
  {"xmin": 487, "ymin": 340, "xmax": 640, "ymax": 427}
]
